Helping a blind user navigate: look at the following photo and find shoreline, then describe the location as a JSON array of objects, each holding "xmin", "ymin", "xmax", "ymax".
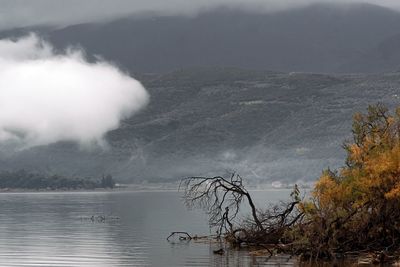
[
  {"xmin": 0, "ymin": 187, "xmax": 118, "ymax": 193},
  {"xmin": 0, "ymin": 186, "xmax": 304, "ymax": 194}
]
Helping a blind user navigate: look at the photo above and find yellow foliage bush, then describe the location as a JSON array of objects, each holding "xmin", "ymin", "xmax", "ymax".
[{"xmin": 299, "ymin": 104, "xmax": 400, "ymax": 257}]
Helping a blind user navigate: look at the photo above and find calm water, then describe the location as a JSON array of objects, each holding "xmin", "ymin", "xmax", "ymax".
[{"xmin": 0, "ymin": 190, "xmax": 298, "ymax": 267}]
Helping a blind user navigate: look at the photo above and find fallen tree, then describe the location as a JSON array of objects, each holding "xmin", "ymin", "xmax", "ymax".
[{"xmin": 178, "ymin": 104, "xmax": 400, "ymax": 264}]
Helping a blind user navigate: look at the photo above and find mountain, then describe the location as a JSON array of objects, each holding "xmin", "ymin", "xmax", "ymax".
[
  {"xmin": 2, "ymin": 4, "xmax": 400, "ymax": 183},
  {"xmin": 28, "ymin": 3, "xmax": 400, "ymax": 74},
  {"xmin": 2, "ymin": 67, "xmax": 400, "ymax": 183},
  {"xmin": 340, "ymin": 33, "xmax": 400, "ymax": 73}
]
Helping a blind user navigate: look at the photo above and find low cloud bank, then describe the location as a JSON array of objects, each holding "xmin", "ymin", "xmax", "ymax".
[
  {"xmin": 0, "ymin": 34, "xmax": 149, "ymax": 148},
  {"xmin": 0, "ymin": 1, "xmax": 399, "ymax": 30}
]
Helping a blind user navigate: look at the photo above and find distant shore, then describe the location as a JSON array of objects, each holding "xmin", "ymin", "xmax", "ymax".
[
  {"xmin": 0, "ymin": 183, "xmax": 310, "ymax": 193},
  {"xmin": 0, "ymin": 187, "xmax": 117, "ymax": 193}
]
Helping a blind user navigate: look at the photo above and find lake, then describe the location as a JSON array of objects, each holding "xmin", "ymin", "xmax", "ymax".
[{"xmin": 0, "ymin": 190, "xmax": 299, "ymax": 266}]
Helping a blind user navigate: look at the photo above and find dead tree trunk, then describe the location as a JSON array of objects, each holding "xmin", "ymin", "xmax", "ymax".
[
  {"xmin": 181, "ymin": 173, "xmax": 264, "ymax": 235},
  {"xmin": 181, "ymin": 173, "xmax": 303, "ymax": 246}
]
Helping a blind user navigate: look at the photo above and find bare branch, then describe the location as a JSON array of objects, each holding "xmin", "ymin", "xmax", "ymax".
[{"xmin": 181, "ymin": 174, "xmax": 264, "ymax": 235}]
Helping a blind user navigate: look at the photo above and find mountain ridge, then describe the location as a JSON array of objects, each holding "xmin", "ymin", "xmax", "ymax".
[
  {"xmin": 1, "ymin": 67, "xmax": 399, "ymax": 183},
  {"xmin": 31, "ymin": 3, "xmax": 400, "ymax": 74}
]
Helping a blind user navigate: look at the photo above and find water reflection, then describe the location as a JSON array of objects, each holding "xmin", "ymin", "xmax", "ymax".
[{"xmin": 0, "ymin": 190, "xmax": 301, "ymax": 266}]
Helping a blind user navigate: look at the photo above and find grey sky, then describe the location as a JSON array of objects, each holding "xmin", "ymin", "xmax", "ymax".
[{"xmin": 0, "ymin": 0, "xmax": 399, "ymax": 30}]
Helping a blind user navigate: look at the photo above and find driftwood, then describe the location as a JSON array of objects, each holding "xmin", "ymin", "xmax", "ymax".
[
  {"xmin": 166, "ymin": 231, "xmax": 212, "ymax": 243},
  {"xmin": 80, "ymin": 215, "xmax": 121, "ymax": 223},
  {"xmin": 166, "ymin": 231, "xmax": 192, "ymax": 241}
]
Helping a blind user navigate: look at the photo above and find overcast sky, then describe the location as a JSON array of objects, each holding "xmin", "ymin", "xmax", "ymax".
[{"xmin": 0, "ymin": 0, "xmax": 400, "ymax": 30}]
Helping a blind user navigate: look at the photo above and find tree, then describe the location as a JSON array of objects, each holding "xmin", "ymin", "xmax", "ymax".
[
  {"xmin": 181, "ymin": 174, "xmax": 263, "ymax": 236},
  {"xmin": 306, "ymin": 104, "xmax": 400, "ymax": 257},
  {"xmin": 101, "ymin": 174, "xmax": 115, "ymax": 188},
  {"xmin": 181, "ymin": 104, "xmax": 400, "ymax": 263},
  {"xmin": 181, "ymin": 174, "xmax": 302, "ymax": 246}
]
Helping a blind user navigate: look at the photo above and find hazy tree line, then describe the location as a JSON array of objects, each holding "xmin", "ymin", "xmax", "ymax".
[{"xmin": 0, "ymin": 170, "xmax": 115, "ymax": 190}]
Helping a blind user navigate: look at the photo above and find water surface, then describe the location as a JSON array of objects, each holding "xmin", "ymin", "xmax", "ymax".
[{"xmin": 0, "ymin": 190, "xmax": 298, "ymax": 266}]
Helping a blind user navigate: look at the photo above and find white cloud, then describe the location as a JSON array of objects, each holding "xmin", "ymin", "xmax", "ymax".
[{"xmin": 0, "ymin": 34, "xmax": 149, "ymax": 148}]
